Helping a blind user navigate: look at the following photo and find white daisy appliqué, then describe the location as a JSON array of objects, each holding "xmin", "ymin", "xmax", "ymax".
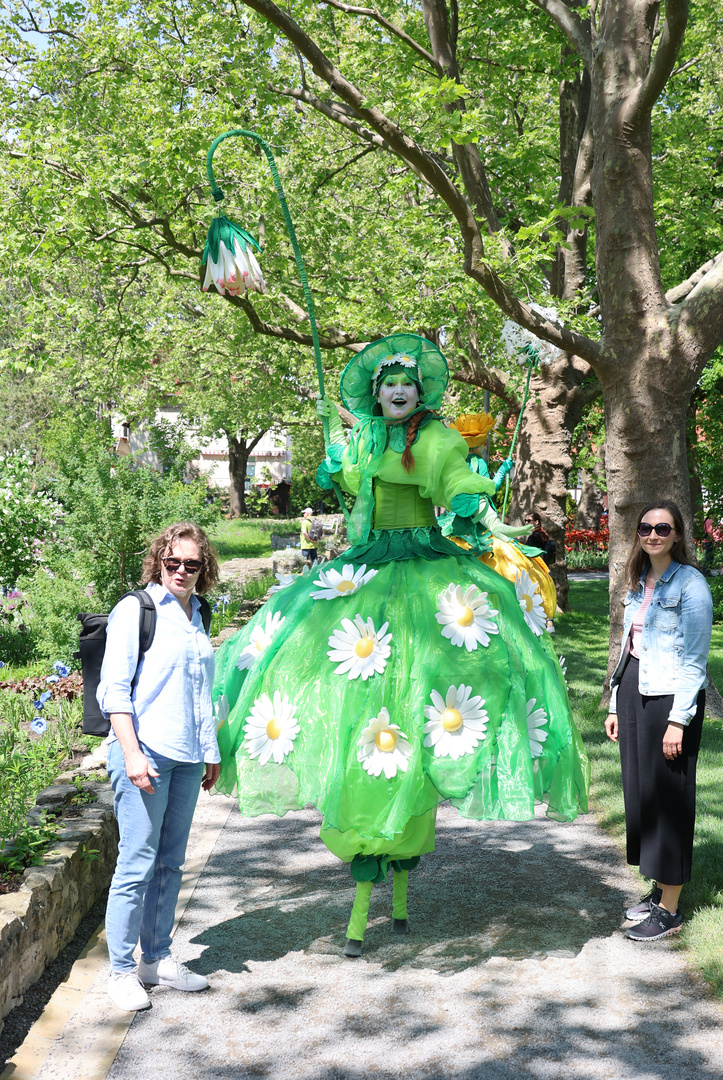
[
  {"xmin": 526, "ymin": 698, "xmax": 549, "ymax": 759},
  {"xmin": 311, "ymin": 563, "xmax": 378, "ymax": 600},
  {"xmin": 243, "ymin": 691, "xmax": 300, "ymax": 765},
  {"xmin": 236, "ymin": 611, "xmax": 286, "ymax": 671},
  {"xmin": 423, "ymin": 684, "xmax": 489, "ymax": 759},
  {"xmin": 357, "ymin": 707, "xmax": 411, "ymax": 779},
  {"xmin": 435, "ymin": 584, "xmax": 499, "ymax": 651},
  {"xmin": 515, "ymin": 570, "xmax": 546, "ymax": 636},
  {"xmin": 327, "ymin": 614, "xmax": 392, "ymax": 680},
  {"xmin": 558, "ymin": 655, "xmax": 568, "ymax": 683},
  {"xmin": 269, "ymin": 571, "xmax": 295, "ymax": 592}
]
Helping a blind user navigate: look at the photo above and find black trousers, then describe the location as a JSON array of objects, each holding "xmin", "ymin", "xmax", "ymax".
[{"xmin": 618, "ymin": 657, "xmax": 704, "ymax": 885}]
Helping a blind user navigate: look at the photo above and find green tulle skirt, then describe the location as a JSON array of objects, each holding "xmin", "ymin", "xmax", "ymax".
[{"xmin": 213, "ymin": 531, "xmax": 589, "ymax": 858}]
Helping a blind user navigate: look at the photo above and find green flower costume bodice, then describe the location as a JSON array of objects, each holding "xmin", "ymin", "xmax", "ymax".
[
  {"xmin": 372, "ymin": 479, "xmax": 436, "ymax": 530},
  {"xmin": 212, "ymin": 417, "xmax": 589, "ymax": 867}
]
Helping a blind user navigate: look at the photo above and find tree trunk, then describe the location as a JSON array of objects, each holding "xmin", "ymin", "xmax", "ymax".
[
  {"xmin": 512, "ymin": 355, "xmax": 593, "ymax": 612},
  {"xmin": 227, "ymin": 435, "xmax": 251, "ymax": 517},
  {"xmin": 574, "ymin": 470, "xmax": 604, "ymax": 529}
]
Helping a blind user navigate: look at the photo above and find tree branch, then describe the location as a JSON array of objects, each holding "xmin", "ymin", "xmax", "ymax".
[
  {"xmin": 528, "ymin": 0, "xmax": 591, "ymax": 66},
  {"xmin": 674, "ymin": 253, "xmax": 723, "ymax": 361},
  {"xmin": 626, "ymin": 0, "xmax": 689, "ymax": 128},
  {"xmin": 318, "ymin": 0, "xmax": 442, "ymax": 73},
  {"xmin": 243, "ymin": 0, "xmax": 600, "ymax": 364},
  {"xmin": 311, "ymin": 145, "xmax": 375, "ymax": 192},
  {"xmin": 665, "ymin": 251, "xmax": 723, "ymax": 304}
]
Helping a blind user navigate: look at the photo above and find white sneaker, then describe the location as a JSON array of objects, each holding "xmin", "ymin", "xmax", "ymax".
[
  {"xmin": 137, "ymin": 955, "xmax": 209, "ymax": 992},
  {"xmin": 107, "ymin": 971, "xmax": 151, "ymax": 1011}
]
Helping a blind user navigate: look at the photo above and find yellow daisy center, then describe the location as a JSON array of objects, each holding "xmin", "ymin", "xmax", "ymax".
[
  {"xmin": 255, "ymin": 637, "xmax": 268, "ymax": 652},
  {"xmin": 441, "ymin": 708, "xmax": 464, "ymax": 732},
  {"xmin": 457, "ymin": 605, "xmax": 475, "ymax": 627},
  {"xmin": 336, "ymin": 580, "xmax": 356, "ymax": 593},
  {"xmin": 355, "ymin": 636, "xmax": 374, "ymax": 658},
  {"xmin": 523, "ymin": 594, "xmax": 533, "ymax": 613},
  {"xmin": 375, "ymin": 728, "xmax": 397, "ymax": 752},
  {"xmin": 266, "ymin": 718, "xmax": 282, "ymax": 740}
]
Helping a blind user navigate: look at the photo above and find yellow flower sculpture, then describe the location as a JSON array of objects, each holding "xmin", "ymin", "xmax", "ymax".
[{"xmin": 451, "ymin": 412, "xmax": 497, "ymax": 448}]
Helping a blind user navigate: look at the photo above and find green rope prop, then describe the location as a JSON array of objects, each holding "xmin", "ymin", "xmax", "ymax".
[{"xmin": 204, "ymin": 129, "xmax": 348, "ymax": 520}]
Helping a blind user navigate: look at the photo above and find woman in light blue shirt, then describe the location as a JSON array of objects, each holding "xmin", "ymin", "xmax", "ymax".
[
  {"xmin": 606, "ymin": 501, "xmax": 712, "ymax": 942},
  {"xmin": 98, "ymin": 522, "xmax": 221, "ymax": 1012}
]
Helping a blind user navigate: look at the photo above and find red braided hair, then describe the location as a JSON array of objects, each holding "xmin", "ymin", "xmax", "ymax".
[{"xmin": 400, "ymin": 411, "xmax": 431, "ymax": 472}]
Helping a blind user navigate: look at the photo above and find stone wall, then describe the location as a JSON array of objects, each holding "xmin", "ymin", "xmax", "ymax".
[{"xmin": 0, "ymin": 782, "xmax": 118, "ymax": 1032}]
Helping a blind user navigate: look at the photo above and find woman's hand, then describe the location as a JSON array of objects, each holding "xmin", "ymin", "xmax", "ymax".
[
  {"xmin": 662, "ymin": 722, "xmax": 684, "ymax": 760},
  {"xmin": 125, "ymin": 750, "xmax": 159, "ymax": 794},
  {"xmin": 605, "ymin": 713, "xmax": 618, "ymax": 742},
  {"xmin": 202, "ymin": 762, "xmax": 221, "ymax": 791}
]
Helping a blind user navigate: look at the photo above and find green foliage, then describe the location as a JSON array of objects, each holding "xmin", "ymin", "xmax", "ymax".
[
  {"xmin": 0, "ymin": 591, "xmax": 35, "ymax": 667},
  {"xmin": 0, "ymin": 452, "xmax": 59, "ymax": 589},
  {"xmin": 0, "ymin": 693, "xmax": 84, "ymax": 870},
  {"xmin": 208, "ymin": 519, "xmax": 273, "ymax": 562},
  {"xmin": 707, "ymin": 576, "xmax": 723, "ymax": 625},
  {"xmin": 47, "ymin": 449, "xmax": 220, "ymax": 610},
  {"xmin": 22, "ymin": 561, "xmax": 92, "ymax": 666}
]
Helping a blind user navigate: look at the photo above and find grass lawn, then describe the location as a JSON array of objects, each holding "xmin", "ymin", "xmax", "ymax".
[
  {"xmin": 209, "ymin": 518, "xmax": 301, "ymax": 563},
  {"xmin": 556, "ymin": 580, "xmax": 723, "ymax": 996}
]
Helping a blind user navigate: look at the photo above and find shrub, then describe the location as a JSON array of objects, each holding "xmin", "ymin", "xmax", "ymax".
[
  {"xmin": 0, "ymin": 452, "xmax": 59, "ymax": 589},
  {"xmin": 21, "ymin": 562, "xmax": 94, "ymax": 666}
]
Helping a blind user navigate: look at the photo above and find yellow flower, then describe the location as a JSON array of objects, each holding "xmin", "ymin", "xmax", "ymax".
[{"xmin": 451, "ymin": 412, "xmax": 496, "ymax": 448}]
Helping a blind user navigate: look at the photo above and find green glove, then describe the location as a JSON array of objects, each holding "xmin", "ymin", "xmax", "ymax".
[
  {"xmin": 492, "ymin": 457, "xmax": 514, "ymax": 491},
  {"xmin": 473, "ymin": 498, "xmax": 529, "ymax": 540},
  {"xmin": 317, "ymin": 395, "xmax": 345, "ymax": 451}
]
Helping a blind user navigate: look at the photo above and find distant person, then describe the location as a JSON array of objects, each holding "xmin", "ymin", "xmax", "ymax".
[
  {"xmin": 606, "ymin": 500, "xmax": 712, "ymax": 941},
  {"xmin": 524, "ymin": 512, "xmax": 556, "ymax": 631},
  {"xmin": 98, "ymin": 522, "xmax": 221, "ymax": 1011},
  {"xmin": 300, "ymin": 506, "xmax": 319, "ymax": 563},
  {"xmin": 701, "ymin": 516, "xmax": 716, "ymax": 576}
]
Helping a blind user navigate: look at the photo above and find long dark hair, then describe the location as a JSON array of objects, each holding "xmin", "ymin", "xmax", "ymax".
[{"xmin": 625, "ymin": 500, "xmax": 695, "ymax": 592}]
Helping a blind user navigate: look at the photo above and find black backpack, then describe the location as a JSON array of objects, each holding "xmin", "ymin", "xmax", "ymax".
[{"xmin": 74, "ymin": 590, "xmax": 211, "ymax": 736}]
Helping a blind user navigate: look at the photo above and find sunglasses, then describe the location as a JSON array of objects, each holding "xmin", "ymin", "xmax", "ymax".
[
  {"xmin": 162, "ymin": 557, "xmax": 204, "ymax": 574},
  {"xmin": 637, "ymin": 522, "xmax": 673, "ymax": 538}
]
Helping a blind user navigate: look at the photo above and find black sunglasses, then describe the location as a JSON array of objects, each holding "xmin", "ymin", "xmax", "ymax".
[
  {"xmin": 162, "ymin": 557, "xmax": 204, "ymax": 574},
  {"xmin": 637, "ymin": 522, "xmax": 673, "ymax": 538}
]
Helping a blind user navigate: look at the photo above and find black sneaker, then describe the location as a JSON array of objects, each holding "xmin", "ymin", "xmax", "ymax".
[
  {"xmin": 625, "ymin": 885, "xmax": 662, "ymax": 923},
  {"xmin": 625, "ymin": 903, "xmax": 682, "ymax": 941}
]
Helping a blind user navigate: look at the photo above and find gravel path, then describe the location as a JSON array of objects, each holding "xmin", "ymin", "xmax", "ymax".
[{"xmin": 104, "ymin": 803, "xmax": 723, "ymax": 1080}]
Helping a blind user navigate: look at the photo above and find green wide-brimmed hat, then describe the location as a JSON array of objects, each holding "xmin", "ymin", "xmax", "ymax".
[{"xmin": 339, "ymin": 333, "xmax": 449, "ymax": 420}]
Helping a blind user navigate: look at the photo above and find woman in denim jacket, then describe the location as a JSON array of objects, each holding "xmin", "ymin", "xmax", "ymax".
[{"xmin": 606, "ymin": 501, "xmax": 712, "ymax": 941}]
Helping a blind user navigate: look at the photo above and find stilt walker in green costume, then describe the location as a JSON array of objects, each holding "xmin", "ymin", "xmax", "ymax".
[
  {"xmin": 201, "ymin": 131, "xmax": 588, "ymax": 957},
  {"xmin": 212, "ymin": 333, "xmax": 590, "ymax": 957}
]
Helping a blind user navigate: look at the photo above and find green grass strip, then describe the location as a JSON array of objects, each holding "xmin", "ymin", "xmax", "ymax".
[{"xmin": 557, "ymin": 580, "xmax": 723, "ymax": 997}]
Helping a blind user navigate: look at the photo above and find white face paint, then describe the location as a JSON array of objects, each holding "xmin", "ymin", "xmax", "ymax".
[{"xmin": 377, "ymin": 373, "xmax": 420, "ymax": 419}]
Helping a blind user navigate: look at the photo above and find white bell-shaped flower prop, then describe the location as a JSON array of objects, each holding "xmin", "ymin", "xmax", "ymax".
[{"xmin": 202, "ymin": 215, "xmax": 266, "ymax": 297}]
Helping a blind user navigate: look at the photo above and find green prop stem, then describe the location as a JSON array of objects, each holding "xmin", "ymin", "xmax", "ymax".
[
  {"xmin": 206, "ymin": 129, "xmax": 348, "ymax": 521},
  {"xmin": 501, "ymin": 348, "xmax": 536, "ymax": 522}
]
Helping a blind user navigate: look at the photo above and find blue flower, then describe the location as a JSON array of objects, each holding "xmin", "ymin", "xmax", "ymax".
[
  {"xmin": 30, "ymin": 718, "xmax": 47, "ymax": 734},
  {"xmin": 221, "ymin": 595, "xmax": 230, "ymax": 605},
  {"xmin": 213, "ymin": 601, "xmax": 221, "ymax": 613},
  {"xmin": 40, "ymin": 690, "xmax": 52, "ymax": 703},
  {"xmin": 52, "ymin": 662, "xmax": 70, "ymax": 677},
  {"xmin": 46, "ymin": 674, "xmax": 60, "ymax": 684},
  {"xmin": 33, "ymin": 700, "xmax": 45, "ymax": 711},
  {"xmin": 0, "ymin": 661, "xmax": 4, "ymax": 669}
]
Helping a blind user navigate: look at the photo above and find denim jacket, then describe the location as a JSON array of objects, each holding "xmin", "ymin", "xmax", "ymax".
[{"xmin": 609, "ymin": 561, "xmax": 712, "ymax": 725}]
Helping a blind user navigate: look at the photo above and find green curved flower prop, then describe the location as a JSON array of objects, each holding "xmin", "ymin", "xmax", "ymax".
[{"xmin": 202, "ymin": 216, "xmax": 266, "ymax": 297}]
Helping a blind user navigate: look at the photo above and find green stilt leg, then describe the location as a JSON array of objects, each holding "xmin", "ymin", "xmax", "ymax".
[
  {"xmin": 347, "ymin": 880, "xmax": 373, "ymax": 942},
  {"xmin": 392, "ymin": 869, "xmax": 409, "ymax": 919}
]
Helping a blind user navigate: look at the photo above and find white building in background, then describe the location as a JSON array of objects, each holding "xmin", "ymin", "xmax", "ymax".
[{"xmin": 112, "ymin": 409, "xmax": 292, "ymax": 493}]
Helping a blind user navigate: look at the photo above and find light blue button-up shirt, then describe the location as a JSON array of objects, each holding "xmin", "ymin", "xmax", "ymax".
[{"xmin": 97, "ymin": 583, "xmax": 219, "ymax": 763}]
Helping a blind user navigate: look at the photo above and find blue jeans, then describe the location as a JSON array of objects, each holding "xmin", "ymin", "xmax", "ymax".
[{"xmin": 106, "ymin": 740, "xmax": 204, "ymax": 972}]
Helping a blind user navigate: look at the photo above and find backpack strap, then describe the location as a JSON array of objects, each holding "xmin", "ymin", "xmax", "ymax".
[
  {"xmin": 126, "ymin": 589, "xmax": 157, "ymax": 656},
  {"xmin": 197, "ymin": 594, "xmax": 212, "ymax": 636}
]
